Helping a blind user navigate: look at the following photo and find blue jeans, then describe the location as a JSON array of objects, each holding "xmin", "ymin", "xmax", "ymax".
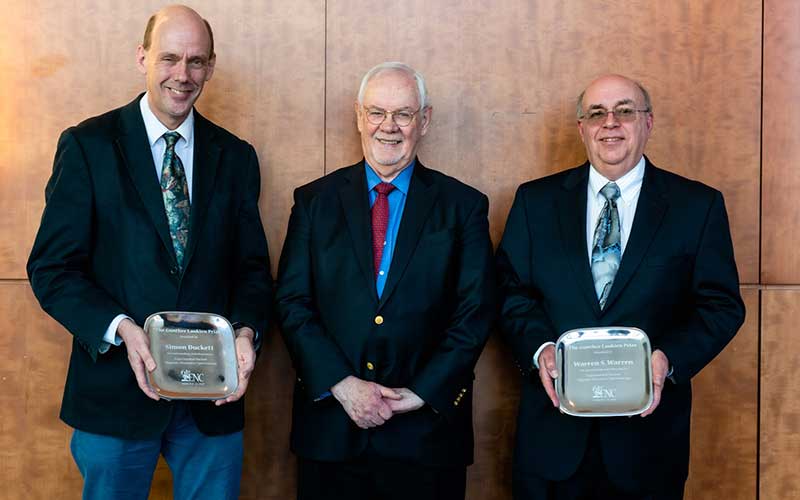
[{"xmin": 70, "ymin": 403, "xmax": 243, "ymax": 500}]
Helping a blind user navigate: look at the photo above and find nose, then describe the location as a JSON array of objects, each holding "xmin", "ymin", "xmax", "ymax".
[
  {"xmin": 173, "ymin": 59, "xmax": 189, "ymax": 82},
  {"xmin": 602, "ymin": 111, "xmax": 621, "ymax": 127},
  {"xmin": 379, "ymin": 113, "xmax": 399, "ymax": 132}
]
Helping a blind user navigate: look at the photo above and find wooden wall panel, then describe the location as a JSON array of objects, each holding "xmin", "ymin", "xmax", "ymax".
[
  {"xmin": 763, "ymin": 0, "xmax": 800, "ymax": 284},
  {"xmin": 325, "ymin": 0, "xmax": 760, "ymax": 283},
  {"xmin": 0, "ymin": 284, "xmax": 82, "ymax": 499},
  {"xmin": 471, "ymin": 337, "xmax": 519, "ymax": 500},
  {"xmin": 685, "ymin": 288, "xmax": 758, "ymax": 500},
  {"xmin": 761, "ymin": 288, "xmax": 800, "ymax": 499}
]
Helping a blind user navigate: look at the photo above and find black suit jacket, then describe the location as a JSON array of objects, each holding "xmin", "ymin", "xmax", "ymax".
[
  {"xmin": 27, "ymin": 96, "xmax": 273, "ymax": 439},
  {"xmin": 496, "ymin": 158, "xmax": 745, "ymax": 491},
  {"xmin": 276, "ymin": 161, "xmax": 495, "ymax": 467}
]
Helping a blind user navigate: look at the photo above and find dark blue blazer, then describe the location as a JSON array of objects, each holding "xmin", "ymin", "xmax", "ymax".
[
  {"xmin": 27, "ymin": 96, "xmax": 273, "ymax": 439},
  {"xmin": 276, "ymin": 161, "xmax": 495, "ymax": 467},
  {"xmin": 496, "ymin": 158, "xmax": 745, "ymax": 491}
]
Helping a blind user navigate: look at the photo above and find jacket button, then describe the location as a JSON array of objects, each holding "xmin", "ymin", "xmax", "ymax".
[
  {"xmin": 374, "ymin": 315, "xmax": 384, "ymax": 325},
  {"xmin": 366, "ymin": 362, "xmax": 375, "ymax": 370},
  {"xmin": 169, "ymin": 266, "xmax": 179, "ymax": 276}
]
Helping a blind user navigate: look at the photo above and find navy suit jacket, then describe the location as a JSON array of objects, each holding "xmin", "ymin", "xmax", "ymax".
[
  {"xmin": 496, "ymin": 158, "xmax": 745, "ymax": 491},
  {"xmin": 276, "ymin": 161, "xmax": 495, "ymax": 467},
  {"xmin": 27, "ymin": 95, "xmax": 273, "ymax": 439}
]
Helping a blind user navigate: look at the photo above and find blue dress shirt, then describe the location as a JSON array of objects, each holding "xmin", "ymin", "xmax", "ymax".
[{"xmin": 365, "ymin": 161, "xmax": 414, "ymax": 298}]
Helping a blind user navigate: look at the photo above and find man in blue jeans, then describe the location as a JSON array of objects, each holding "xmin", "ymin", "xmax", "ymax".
[{"xmin": 27, "ymin": 5, "xmax": 272, "ymax": 499}]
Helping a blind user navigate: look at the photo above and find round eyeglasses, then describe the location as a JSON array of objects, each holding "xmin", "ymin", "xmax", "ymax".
[{"xmin": 362, "ymin": 107, "xmax": 421, "ymax": 127}]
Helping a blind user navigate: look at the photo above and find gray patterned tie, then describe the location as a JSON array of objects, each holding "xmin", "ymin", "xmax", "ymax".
[
  {"xmin": 591, "ymin": 182, "xmax": 621, "ymax": 309},
  {"xmin": 160, "ymin": 132, "xmax": 190, "ymax": 270}
]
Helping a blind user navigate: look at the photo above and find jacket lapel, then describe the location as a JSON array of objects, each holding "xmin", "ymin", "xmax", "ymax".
[
  {"xmin": 378, "ymin": 163, "xmax": 439, "ymax": 308},
  {"xmin": 338, "ymin": 163, "xmax": 378, "ymax": 304},
  {"xmin": 601, "ymin": 158, "xmax": 668, "ymax": 312},
  {"xmin": 556, "ymin": 163, "xmax": 603, "ymax": 316},
  {"xmin": 114, "ymin": 95, "xmax": 176, "ymax": 265},
  {"xmin": 183, "ymin": 112, "xmax": 220, "ymax": 269}
]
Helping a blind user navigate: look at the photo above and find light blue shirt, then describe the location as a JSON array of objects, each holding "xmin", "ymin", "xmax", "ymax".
[{"xmin": 365, "ymin": 161, "xmax": 414, "ymax": 298}]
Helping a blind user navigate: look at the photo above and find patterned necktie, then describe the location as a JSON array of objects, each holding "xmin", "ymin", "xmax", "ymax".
[
  {"xmin": 160, "ymin": 132, "xmax": 190, "ymax": 270},
  {"xmin": 371, "ymin": 182, "xmax": 395, "ymax": 278},
  {"xmin": 591, "ymin": 182, "xmax": 621, "ymax": 309}
]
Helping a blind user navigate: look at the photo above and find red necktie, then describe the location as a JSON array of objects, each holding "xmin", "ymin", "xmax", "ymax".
[{"xmin": 371, "ymin": 182, "xmax": 396, "ymax": 278}]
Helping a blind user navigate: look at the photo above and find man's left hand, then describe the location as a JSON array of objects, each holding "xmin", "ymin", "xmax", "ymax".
[
  {"xmin": 386, "ymin": 387, "xmax": 425, "ymax": 414},
  {"xmin": 641, "ymin": 349, "xmax": 669, "ymax": 417},
  {"xmin": 215, "ymin": 327, "xmax": 256, "ymax": 406}
]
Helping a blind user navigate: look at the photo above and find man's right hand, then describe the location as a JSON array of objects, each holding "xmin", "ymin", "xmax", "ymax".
[
  {"xmin": 331, "ymin": 375, "xmax": 401, "ymax": 429},
  {"xmin": 538, "ymin": 345, "xmax": 560, "ymax": 408},
  {"xmin": 117, "ymin": 318, "xmax": 160, "ymax": 401}
]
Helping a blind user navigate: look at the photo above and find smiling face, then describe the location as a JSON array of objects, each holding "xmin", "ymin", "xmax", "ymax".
[
  {"xmin": 136, "ymin": 6, "xmax": 215, "ymax": 130},
  {"xmin": 577, "ymin": 75, "xmax": 653, "ymax": 180},
  {"xmin": 355, "ymin": 69, "xmax": 431, "ymax": 182}
]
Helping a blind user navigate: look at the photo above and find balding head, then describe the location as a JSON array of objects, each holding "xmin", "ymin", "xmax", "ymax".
[
  {"xmin": 136, "ymin": 5, "xmax": 216, "ymax": 129},
  {"xmin": 142, "ymin": 5, "xmax": 215, "ymax": 60},
  {"xmin": 577, "ymin": 74, "xmax": 651, "ymax": 120}
]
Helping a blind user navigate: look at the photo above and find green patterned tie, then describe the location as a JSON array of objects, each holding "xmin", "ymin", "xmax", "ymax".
[{"xmin": 160, "ymin": 132, "xmax": 190, "ymax": 270}]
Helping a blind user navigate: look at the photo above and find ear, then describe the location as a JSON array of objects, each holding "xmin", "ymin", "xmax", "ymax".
[
  {"xmin": 577, "ymin": 119, "xmax": 586, "ymax": 143},
  {"xmin": 355, "ymin": 101, "xmax": 364, "ymax": 133},
  {"xmin": 205, "ymin": 55, "xmax": 216, "ymax": 81},
  {"xmin": 419, "ymin": 106, "xmax": 432, "ymax": 136},
  {"xmin": 645, "ymin": 112, "xmax": 654, "ymax": 133},
  {"xmin": 136, "ymin": 45, "xmax": 147, "ymax": 75}
]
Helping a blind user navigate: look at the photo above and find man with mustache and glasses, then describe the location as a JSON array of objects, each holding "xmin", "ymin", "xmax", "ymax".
[
  {"xmin": 276, "ymin": 62, "xmax": 495, "ymax": 500},
  {"xmin": 27, "ymin": 5, "xmax": 272, "ymax": 499},
  {"xmin": 496, "ymin": 74, "xmax": 744, "ymax": 499}
]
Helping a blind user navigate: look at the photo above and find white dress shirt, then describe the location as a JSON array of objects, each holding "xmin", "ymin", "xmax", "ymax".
[
  {"xmin": 101, "ymin": 94, "xmax": 196, "ymax": 350},
  {"xmin": 532, "ymin": 156, "xmax": 646, "ymax": 369}
]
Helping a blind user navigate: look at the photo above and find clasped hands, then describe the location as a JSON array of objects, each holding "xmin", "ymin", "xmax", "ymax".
[
  {"xmin": 331, "ymin": 375, "xmax": 425, "ymax": 429},
  {"xmin": 117, "ymin": 318, "xmax": 256, "ymax": 406},
  {"xmin": 537, "ymin": 344, "xmax": 670, "ymax": 417}
]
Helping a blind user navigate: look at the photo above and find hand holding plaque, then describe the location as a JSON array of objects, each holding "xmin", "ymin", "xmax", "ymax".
[
  {"xmin": 554, "ymin": 327, "xmax": 653, "ymax": 417},
  {"xmin": 214, "ymin": 327, "xmax": 256, "ymax": 406},
  {"xmin": 118, "ymin": 318, "xmax": 160, "ymax": 401},
  {"xmin": 144, "ymin": 312, "xmax": 239, "ymax": 400}
]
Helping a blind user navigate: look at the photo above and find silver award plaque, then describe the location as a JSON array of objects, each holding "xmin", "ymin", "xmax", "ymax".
[
  {"xmin": 555, "ymin": 327, "xmax": 653, "ymax": 417},
  {"xmin": 144, "ymin": 311, "xmax": 239, "ymax": 400}
]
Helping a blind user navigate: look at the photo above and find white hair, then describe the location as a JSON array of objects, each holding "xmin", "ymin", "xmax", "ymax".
[{"xmin": 357, "ymin": 62, "xmax": 430, "ymax": 109}]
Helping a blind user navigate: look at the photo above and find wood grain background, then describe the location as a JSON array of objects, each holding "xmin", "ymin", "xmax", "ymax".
[{"xmin": 0, "ymin": 0, "xmax": 793, "ymax": 498}]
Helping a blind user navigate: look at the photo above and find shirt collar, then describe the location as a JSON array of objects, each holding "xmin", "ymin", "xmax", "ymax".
[
  {"xmin": 139, "ymin": 92, "xmax": 194, "ymax": 147},
  {"xmin": 588, "ymin": 156, "xmax": 646, "ymax": 204},
  {"xmin": 365, "ymin": 160, "xmax": 415, "ymax": 195}
]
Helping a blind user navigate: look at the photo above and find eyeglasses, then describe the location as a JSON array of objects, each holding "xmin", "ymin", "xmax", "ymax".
[
  {"xmin": 362, "ymin": 106, "xmax": 421, "ymax": 127},
  {"xmin": 580, "ymin": 106, "xmax": 650, "ymax": 126}
]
